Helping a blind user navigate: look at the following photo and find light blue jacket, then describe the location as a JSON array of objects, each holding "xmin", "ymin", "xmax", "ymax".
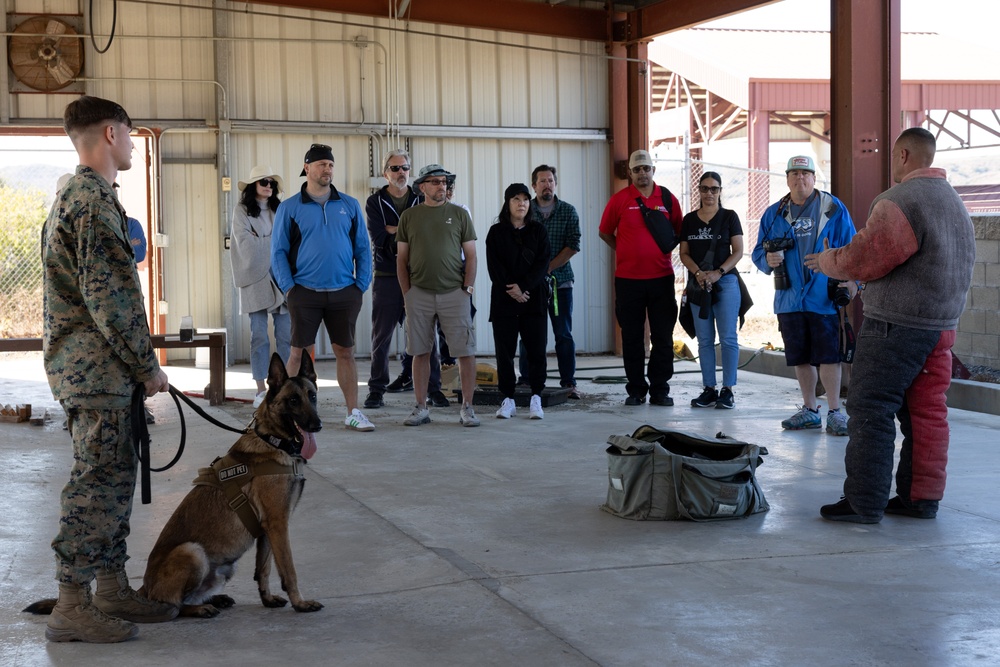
[
  {"xmin": 751, "ymin": 189, "xmax": 855, "ymax": 315},
  {"xmin": 271, "ymin": 183, "xmax": 372, "ymax": 294}
]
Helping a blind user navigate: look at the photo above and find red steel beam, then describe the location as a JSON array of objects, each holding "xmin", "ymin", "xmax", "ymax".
[
  {"xmin": 830, "ymin": 0, "xmax": 901, "ymax": 229},
  {"xmin": 247, "ymin": 0, "xmax": 608, "ymax": 41}
]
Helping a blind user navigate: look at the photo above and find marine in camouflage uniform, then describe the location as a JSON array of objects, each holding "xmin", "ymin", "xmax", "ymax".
[
  {"xmin": 40, "ymin": 96, "xmax": 175, "ymax": 643},
  {"xmin": 43, "ymin": 165, "xmax": 159, "ymax": 586}
]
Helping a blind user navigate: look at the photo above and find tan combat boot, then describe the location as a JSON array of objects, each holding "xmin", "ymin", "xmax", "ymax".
[
  {"xmin": 93, "ymin": 570, "xmax": 178, "ymax": 623},
  {"xmin": 46, "ymin": 582, "xmax": 139, "ymax": 643}
]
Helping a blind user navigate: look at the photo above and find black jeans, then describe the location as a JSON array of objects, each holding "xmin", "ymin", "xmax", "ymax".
[
  {"xmin": 614, "ymin": 275, "xmax": 677, "ymax": 399},
  {"xmin": 493, "ymin": 312, "xmax": 547, "ymax": 398}
]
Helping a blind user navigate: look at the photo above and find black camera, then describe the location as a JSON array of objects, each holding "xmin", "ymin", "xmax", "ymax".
[
  {"xmin": 828, "ymin": 278, "xmax": 851, "ymax": 308},
  {"xmin": 762, "ymin": 236, "xmax": 795, "ymax": 290}
]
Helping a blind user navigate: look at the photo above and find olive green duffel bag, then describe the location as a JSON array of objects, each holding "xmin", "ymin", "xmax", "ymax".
[{"xmin": 601, "ymin": 425, "xmax": 769, "ymax": 521}]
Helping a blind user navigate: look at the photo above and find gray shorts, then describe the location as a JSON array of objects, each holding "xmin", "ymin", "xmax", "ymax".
[{"xmin": 403, "ymin": 286, "xmax": 475, "ymax": 357}]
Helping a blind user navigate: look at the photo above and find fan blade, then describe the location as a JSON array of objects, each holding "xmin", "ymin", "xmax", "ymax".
[
  {"xmin": 9, "ymin": 49, "xmax": 37, "ymax": 68},
  {"xmin": 46, "ymin": 20, "xmax": 68, "ymax": 44},
  {"xmin": 49, "ymin": 58, "xmax": 76, "ymax": 85}
]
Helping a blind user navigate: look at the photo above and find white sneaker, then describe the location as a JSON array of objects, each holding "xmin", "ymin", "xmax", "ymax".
[
  {"xmin": 345, "ymin": 408, "xmax": 375, "ymax": 432},
  {"xmin": 252, "ymin": 390, "xmax": 266, "ymax": 408},
  {"xmin": 459, "ymin": 404, "xmax": 480, "ymax": 427},
  {"xmin": 404, "ymin": 405, "xmax": 431, "ymax": 426},
  {"xmin": 495, "ymin": 397, "xmax": 516, "ymax": 419},
  {"xmin": 529, "ymin": 394, "xmax": 544, "ymax": 420}
]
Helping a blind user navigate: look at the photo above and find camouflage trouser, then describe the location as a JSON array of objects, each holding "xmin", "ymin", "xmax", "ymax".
[{"xmin": 52, "ymin": 403, "xmax": 137, "ymax": 585}]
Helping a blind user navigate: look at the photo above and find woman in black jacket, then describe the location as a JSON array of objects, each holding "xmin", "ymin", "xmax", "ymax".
[{"xmin": 486, "ymin": 183, "xmax": 551, "ymax": 420}]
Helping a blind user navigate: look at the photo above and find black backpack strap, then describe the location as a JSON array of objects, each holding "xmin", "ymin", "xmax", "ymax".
[{"xmin": 659, "ymin": 186, "xmax": 672, "ymax": 216}]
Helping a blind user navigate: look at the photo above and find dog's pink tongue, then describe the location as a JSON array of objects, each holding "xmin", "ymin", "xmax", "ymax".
[{"xmin": 300, "ymin": 429, "xmax": 317, "ymax": 460}]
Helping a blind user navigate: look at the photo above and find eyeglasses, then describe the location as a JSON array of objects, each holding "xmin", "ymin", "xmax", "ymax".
[
  {"xmin": 422, "ymin": 178, "xmax": 448, "ymax": 186},
  {"xmin": 698, "ymin": 186, "xmax": 721, "ymax": 194},
  {"xmin": 258, "ymin": 179, "xmax": 277, "ymax": 188},
  {"xmin": 631, "ymin": 165, "xmax": 652, "ymax": 173},
  {"xmin": 387, "ymin": 165, "xmax": 411, "ymax": 173}
]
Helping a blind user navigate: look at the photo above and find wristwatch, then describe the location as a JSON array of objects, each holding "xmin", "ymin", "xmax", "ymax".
[
  {"xmin": 464, "ymin": 285, "xmax": 475, "ymax": 295},
  {"xmin": 718, "ymin": 266, "xmax": 728, "ymax": 276}
]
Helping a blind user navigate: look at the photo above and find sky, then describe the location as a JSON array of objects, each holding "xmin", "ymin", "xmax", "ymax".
[{"xmin": 705, "ymin": 0, "xmax": 999, "ymax": 52}]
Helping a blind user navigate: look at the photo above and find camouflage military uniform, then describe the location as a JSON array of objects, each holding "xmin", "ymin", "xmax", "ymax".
[{"xmin": 42, "ymin": 166, "xmax": 160, "ymax": 586}]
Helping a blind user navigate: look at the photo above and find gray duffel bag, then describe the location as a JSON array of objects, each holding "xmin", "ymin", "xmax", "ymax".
[{"xmin": 601, "ymin": 425, "xmax": 769, "ymax": 521}]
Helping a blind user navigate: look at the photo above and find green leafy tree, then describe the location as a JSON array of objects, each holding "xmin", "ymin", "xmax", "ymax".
[{"xmin": 0, "ymin": 185, "xmax": 48, "ymax": 337}]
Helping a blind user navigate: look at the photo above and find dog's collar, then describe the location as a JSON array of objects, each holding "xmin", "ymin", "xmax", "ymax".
[{"xmin": 253, "ymin": 426, "xmax": 305, "ymax": 459}]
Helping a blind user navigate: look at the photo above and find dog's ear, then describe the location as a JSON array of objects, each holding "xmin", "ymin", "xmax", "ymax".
[
  {"xmin": 267, "ymin": 352, "xmax": 289, "ymax": 389},
  {"xmin": 297, "ymin": 350, "xmax": 318, "ymax": 386}
]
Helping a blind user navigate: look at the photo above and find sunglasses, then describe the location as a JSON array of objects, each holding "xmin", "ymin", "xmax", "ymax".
[
  {"xmin": 422, "ymin": 178, "xmax": 448, "ymax": 186},
  {"xmin": 631, "ymin": 165, "xmax": 652, "ymax": 173},
  {"xmin": 387, "ymin": 165, "xmax": 411, "ymax": 173},
  {"xmin": 698, "ymin": 186, "xmax": 721, "ymax": 194},
  {"xmin": 257, "ymin": 179, "xmax": 277, "ymax": 188}
]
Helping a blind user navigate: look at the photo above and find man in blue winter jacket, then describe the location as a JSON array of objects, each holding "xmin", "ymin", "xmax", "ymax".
[
  {"xmin": 751, "ymin": 155, "xmax": 857, "ymax": 435},
  {"xmin": 272, "ymin": 143, "xmax": 375, "ymax": 432}
]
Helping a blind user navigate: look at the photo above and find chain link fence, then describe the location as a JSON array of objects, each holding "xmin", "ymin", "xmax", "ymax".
[{"xmin": 0, "ymin": 185, "xmax": 48, "ymax": 339}]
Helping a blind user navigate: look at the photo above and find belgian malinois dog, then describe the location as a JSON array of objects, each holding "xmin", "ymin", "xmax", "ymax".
[
  {"xmin": 26, "ymin": 352, "xmax": 324, "ymax": 619},
  {"xmin": 139, "ymin": 352, "xmax": 324, "ymax": 617}
]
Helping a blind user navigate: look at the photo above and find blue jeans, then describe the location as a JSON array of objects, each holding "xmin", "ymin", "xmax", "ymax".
[
  {"xmin": 518, "ymin": 286, "xmax": 576, "ymax": 387},
  {"xmin": 689, "ymin": 273, "xmax": 739, "ymax": 388},
  {"xmin": 249, "ymin": 309, "xmax": 291, "ymax": 381}
]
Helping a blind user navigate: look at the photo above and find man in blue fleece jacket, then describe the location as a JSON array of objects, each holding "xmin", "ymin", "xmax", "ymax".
[{"xmin": 272, "ymin": 143, "xmax": 375, "ymax": 432}]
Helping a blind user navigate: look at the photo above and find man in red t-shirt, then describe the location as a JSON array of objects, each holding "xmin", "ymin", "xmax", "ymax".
[{"xmin": 599, "ymin": 149, "xmax": 683, "ymax": 406}]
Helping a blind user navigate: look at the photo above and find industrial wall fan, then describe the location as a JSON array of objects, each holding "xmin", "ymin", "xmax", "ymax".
[{"xmin": 8, "ymin": 16, "xmax": 84, "ymax": 92}]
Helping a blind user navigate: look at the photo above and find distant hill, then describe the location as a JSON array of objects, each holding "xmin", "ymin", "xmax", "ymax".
[{"xmin": 0, "ymin": 164, "xmax": 70, "ymax": 205}]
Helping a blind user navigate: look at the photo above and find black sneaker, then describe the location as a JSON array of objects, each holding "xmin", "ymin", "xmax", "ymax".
[
  {"xmin": 428, "ymin": 390, "xmax": 451, "ymax": 408},
  {"xmin": 715, "ymin": 387, "xmax": 735, "ymax": 410},
  {"xmin": 649, "ymin": 393, "xmax": 674, "ymax": 406},
  {"xmin": 363, "ymin": 391, "xmax": 384, "ymax": 409},
  {"xmin": 885, "ymin": 495, "xmax": 937, "ymax": 519},
  {"xmin": 386, "ymin": 374, "xmax": 413, "ymax": 393},
  {"xmin": 820, "ymin": 497, "xmax": 880, "ymax": 524},
  {"xmin": 624, "ymin": 395, "xmax": 646, "ymax": 406},
  {"xmin": 691, "ymin": 387, "xmax": 718, "ymax": 408}
]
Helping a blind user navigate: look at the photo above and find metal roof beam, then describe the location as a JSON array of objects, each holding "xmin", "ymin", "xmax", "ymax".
[
  {"xmin": 247, "ymin": 0, "xmax": 608, "ymax": 41},
  {"xmin": 632, "ymin": 0, "xmax": 778, "ymax": 40}
]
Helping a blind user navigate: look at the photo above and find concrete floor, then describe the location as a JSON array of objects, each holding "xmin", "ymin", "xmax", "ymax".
[{"xmin": 2, "ymin": 352, "xmax": 999, "ymax": 667}]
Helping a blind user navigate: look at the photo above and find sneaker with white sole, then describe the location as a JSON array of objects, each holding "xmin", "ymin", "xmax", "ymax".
[
  {"xmin": 495, "ymin": 397, "xmax": 516, "ymax": 419},
  {"xmin": 252, "ymin": 391, "xmax": 267, "ymax": 409},
  {"xmin": 781, "ymin": 405, "xmax": 822, "ymax": 430},
  {"xmin": 459, "ymin": 404, "xmax": 480, "ymax": 427},
  {"xmin": 345, "ymin": 408, "xmax": 375, "ymax": 432},
  {"xmin": 826, "ymin": 409, "xmax": 848, "ymax": 436},
  {"xmin": 529, "ymin": 394, "xmax": 544, "ymax": 420},
  {"xmin": 404, "ymin": 405, "xmax": 431, "ymax": 426}
]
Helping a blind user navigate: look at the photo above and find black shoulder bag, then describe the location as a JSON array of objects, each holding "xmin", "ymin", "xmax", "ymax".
[{"xmin": 635, "ymin": 186, "xmax": 677, "ymax": 254}]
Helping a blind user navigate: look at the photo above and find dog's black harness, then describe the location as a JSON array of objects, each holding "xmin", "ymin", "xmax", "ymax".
[{"xmin": 192, "ymin": 453, "xmax": 305, "ymax": 538}]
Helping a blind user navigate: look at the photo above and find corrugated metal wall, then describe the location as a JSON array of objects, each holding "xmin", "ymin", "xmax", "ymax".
[{"xmin": 5, "ymin": 1, "xmax": 614, "ymax": 360}]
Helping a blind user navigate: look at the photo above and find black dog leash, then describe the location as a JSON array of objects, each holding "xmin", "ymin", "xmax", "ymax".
[{"xmin": 131, "ymin": 384, "xmax": 248, "ymax": 505}]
